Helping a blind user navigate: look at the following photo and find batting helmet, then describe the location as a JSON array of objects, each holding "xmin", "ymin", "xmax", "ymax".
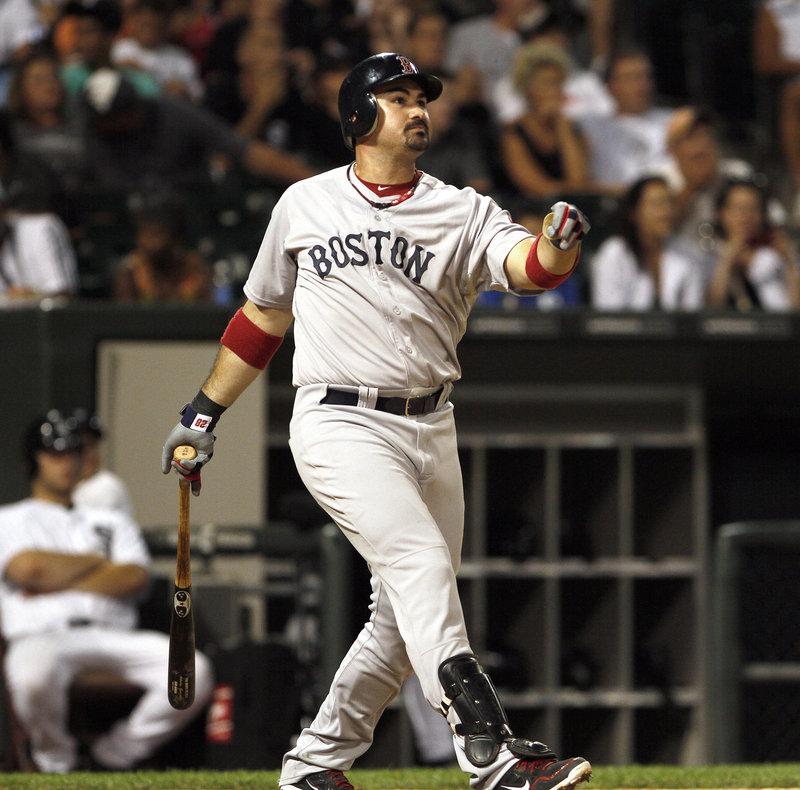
[
  {"xmin": 71, "ymin": 408, "xmax": 103, "ymax": 439},
  {"xmin": 338, "ymin": 52, "xmax": 443, "ymax": 150},
  {"xmin": 23, "ymin": 409, "xmax": 82, "ymax": 478}
]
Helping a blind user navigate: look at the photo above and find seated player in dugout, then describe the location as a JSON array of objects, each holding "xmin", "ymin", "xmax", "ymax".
[
  {"xmin": 162, "ymin": 53, "xmax": 592, "ymax": 790},
  {"xmin": 0, "ymin": 411, "xmax": 214, "ymax": 773}
]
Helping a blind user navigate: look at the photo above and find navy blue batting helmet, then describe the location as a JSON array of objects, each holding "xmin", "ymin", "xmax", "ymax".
[{"xmin": 338, "ymin": 52, "xmax": 442, "ymax": 150}]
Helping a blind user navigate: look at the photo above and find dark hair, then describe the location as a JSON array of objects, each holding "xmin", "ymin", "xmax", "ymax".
[
  {"xmin": 615, "ymin": 175, "xmax": 670, "ymax": 263},
  {"xmin": 604, "ymin": 45, "xmax": 652, "ymax": 84},
  {"xmin": 714, "ymin": 177, "xmax": 768, "ymax": 240},
  {"xmin": 132, "ymin": 194, "xmax": 187, "ymax": 238},
  {"xmin": 63, "ymin": 0, "xmax": 123, "ymax": 33},
  {"xmin": 6, "ymin": 46, "xmax": 63, "ymax": 122}
]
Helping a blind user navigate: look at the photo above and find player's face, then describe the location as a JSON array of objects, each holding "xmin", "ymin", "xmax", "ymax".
[
  {"xmin": 373, "ymin": 80, "xmax": 431, "ymax": 153},
  {"xmin": 34, "ymin": 448, "xmax": 82, "ymax": 501}
]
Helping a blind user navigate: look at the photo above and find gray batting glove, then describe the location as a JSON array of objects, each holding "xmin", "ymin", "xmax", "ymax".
[
  {"xmin": 161, "ymin": 422, "xmax": 215, "ymax": 497},
  {"xmin": 545, "ymin": 201, "xmax": 591, "ymax": 251}
]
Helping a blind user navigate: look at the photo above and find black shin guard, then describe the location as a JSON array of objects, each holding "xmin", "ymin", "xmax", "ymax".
[
  {"xmin": 438, "ymin": 654, "xmax": 514, "ymax": 766},
  {"xmin": 438, "ymin": 654, "xmax": 558, "ymax": 768}
]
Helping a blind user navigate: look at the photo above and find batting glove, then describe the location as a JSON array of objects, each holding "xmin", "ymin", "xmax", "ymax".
[
  {"xmin": 161, "ymin": 405, "xmax": 216, "ymax": 496},
  {"xmin": 544, "ymin": 201, "xmax": 591, "ymax": 251}
]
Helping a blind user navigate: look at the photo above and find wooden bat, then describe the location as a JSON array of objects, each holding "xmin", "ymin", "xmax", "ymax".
[{"xmin": 168, "ymin": 445, "xmax": 197, "ymax": 709}]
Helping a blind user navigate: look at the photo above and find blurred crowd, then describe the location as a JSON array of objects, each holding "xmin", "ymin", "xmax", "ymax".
[{"xmin": 0, "ymin": 0, "xmax": 799, "ymax": 312}]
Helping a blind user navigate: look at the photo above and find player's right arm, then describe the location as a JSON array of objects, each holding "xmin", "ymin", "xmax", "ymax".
[
  {"xmin": 161, "ymin": 300, "xmax": 293, "ymax": 494},
  {"xmin": 201, "ymin": 300, "xmax": 293, "ymax": 408}
]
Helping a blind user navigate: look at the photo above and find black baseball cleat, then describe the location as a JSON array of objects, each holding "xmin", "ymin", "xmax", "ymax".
[
  {"xmin": 282, "ymin": 770, "xmax": 358, "ymax": 790},
  {"xmin": 495, "ymin": 756, "xmax": 592, "ymax": 790}
]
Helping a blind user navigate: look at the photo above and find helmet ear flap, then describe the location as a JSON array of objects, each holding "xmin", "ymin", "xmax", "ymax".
[{"xmin": 343, "ymin": 92, "xmax": 378, "ymax": 150}]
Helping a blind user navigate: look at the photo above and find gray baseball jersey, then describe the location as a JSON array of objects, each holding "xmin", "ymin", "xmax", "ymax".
[
  {"xmin": 251, "ymin": 164, "xmax": 535, "ymax": 790},
  {"xmin": 243, "ymin": 164, "xmax": 531, "ymax": 391}
]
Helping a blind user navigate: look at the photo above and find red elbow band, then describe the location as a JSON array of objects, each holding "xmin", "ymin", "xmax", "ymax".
[
  {"xmin": 221, "ymin": 308, "xmax": 283, "ymax": 370},
  {"xmin": 524, "ymin": 234, "xmax": 579, "ymax": 290}
]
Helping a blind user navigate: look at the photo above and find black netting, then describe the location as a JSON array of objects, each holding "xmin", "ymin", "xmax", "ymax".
[
  {"xmin": 740, "ymin": 682, "xmax": 800, "ymax": 761},
  {"xmin": 738, "ymin": 547, "xmax": 800, "ymax": 662}
]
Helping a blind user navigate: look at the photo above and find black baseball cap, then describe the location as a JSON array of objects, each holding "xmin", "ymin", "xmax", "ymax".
[{"xmin": 64, "ymin": 0, "xmax": 122, "ymax": 33}]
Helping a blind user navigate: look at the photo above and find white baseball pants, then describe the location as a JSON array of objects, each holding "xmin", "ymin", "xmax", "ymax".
[
  {"xmin": 4, "ymin": 626, "xmax": 214, "ymax": 772},
  {"xmin": 281, "ymin": 384, "xmax": 517, "ymax": 789}
]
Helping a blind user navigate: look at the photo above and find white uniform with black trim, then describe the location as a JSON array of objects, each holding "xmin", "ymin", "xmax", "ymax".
[
  {"xmin": 0, "ymin": 213, "xmax": 78, "ymax": 299},
  {"xmin": 0, "ymin": 498, "xmax": 213, "ymax": 773},
  {"xmin": 244, "ymin": 164, "xmax": 532, "ymax": 788}
]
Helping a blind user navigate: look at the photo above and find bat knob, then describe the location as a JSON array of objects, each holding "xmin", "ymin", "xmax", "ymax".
[{"xmin": 174, "ymin": 445, "xmax": 197, "ymax": 462}]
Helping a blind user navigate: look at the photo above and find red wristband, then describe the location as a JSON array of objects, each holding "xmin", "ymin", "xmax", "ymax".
[
  {"xmin": 221, "ymin": 308, "xmax": 283, "ymax": 370},
  {"xmin": 524, "ymin": 233, "xmax": 579, "ymax": 289}
]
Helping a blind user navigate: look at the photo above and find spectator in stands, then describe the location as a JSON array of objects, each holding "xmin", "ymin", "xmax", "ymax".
[
  {"xmin": 204, "ymin": 19, "xmax": 307, "ymax": 152},
  {"xmin": 284, "ymin": 0, "xmax": 360, "ymax": 69},
  {"xmin": 0, "ymin": 0, "xmax": 47, "ymax": 104},
  {"xmin": 71, "ymin": 409, "xmax": 135, "ymax": 517},
  {"xmin": 112, "ymin": 0, "xmax": 204, "ymax": 101},
  {"xmin": 753, "ymin": 0, "xmax": 800, "ymax": 81},
  {"xmin": 0, "ymin": 115, "xmax": 78, "ymax": 303},
  {"xmin": 657, "ymin": 106, "xmax": 763, "ymax": 256},
  {"xmin": 0, "ymin": 410, "xmax": 214, "ymax": 773},
  {"xmin": 6, "ymin": 47, "xmax": 87, "ymax": 197},
  {"xmin": 166, "ymin": 0, "xmax": 220, "ymax": 75},
  {"xmin": 204, "ymin": 0, "xmax": 284, "ymax": 92},
  {"xmin": 578, "ymin": 48, "xmax": 673, "ymax": 194},
  {"xmin": 113, "ymin": 196, "xmax": 212, "ymax": 302},
  {"xmin": 0, "ymin": 206, "xmax": 78, "ymax": 303},
  {"xmin": 295, "ymin": 52, "xmax": 354, "ymax": 170},
  {"xmin": 79, "ymin": 68, "xmax": 316, "ymax": 191},
  {"xmin": 493, "ymin": 7, "xmax": 615, "ymax": 126},
  {"xmin": 60, "ymin": 0, "xmax": 161, "ymax": 99},
  {"xmin": 589, "ymin": 175, "xmax": 705, "ymax": 311},
  {"xmin": 445, "ymin": 0, "xmax": 544, "ymax": 123},
  {"xmin": 402, "ymin": 3, "xmax": 450, "ymax": 75},
  {"xmin": 706, "ymin": 177, "xmax": 800, "ymax": 311},
  {"xmin": 498, "ymin": 40, "xmax": 590, "ymax": 201},
  {"xmin": 418, "ymin": 74, "xmax": 492, "ymax": 193},
  {"xmin": 358, "ymin": 0, "xmax": 414, "ymax": 55}
]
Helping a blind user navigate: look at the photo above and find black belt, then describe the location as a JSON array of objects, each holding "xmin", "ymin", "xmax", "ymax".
[{"xmin": 321, "ymin": 387, "xmax": 445, "ymax": 416}]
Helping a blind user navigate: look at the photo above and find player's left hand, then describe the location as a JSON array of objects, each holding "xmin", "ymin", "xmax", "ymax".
[{"xmin": 545, "ymin": 201, "xmax": 591, "ymax": 251}]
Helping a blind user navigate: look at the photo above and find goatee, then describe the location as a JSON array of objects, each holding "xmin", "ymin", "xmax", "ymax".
[{"xmin": 405, "ymin": 128, "xmax": 430, "ymax": 151}]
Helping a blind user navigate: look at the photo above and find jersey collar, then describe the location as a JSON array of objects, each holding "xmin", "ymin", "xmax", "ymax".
[{"xmin": 347, "ymin": 163, "xmax": 423, "ymax": 209}]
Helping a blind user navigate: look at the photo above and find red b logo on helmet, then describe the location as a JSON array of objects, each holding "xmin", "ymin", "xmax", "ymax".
[{"xmin": 397, "ymin": 56, "xmax": 416, "ymax": 74}]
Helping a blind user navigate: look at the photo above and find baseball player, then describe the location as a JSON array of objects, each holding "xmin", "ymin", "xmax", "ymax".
[
  {"xmin": 0, "ymin": 411, "xmax": 214, "ymax": 773},
  {"xmin": 162, "ymin": 53, "xmax": 591, "ymax": 790},
  {"xmin": 71, "ymin": 409, "xmax": 136, "ymax": 517}
]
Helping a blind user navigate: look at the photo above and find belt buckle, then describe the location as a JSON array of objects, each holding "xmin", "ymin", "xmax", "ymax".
[{"xmin": 404, "ymin": 396, "xmax": 414, "ymax": 416}]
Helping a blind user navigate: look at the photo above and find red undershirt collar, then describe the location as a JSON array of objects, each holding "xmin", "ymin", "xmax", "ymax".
[
  {"xmin": 355, "ymin": 169, "xmax": 421, "ymax": 197},
  {"xmin": 347, "ymin": 165, "xmax": 423, "ymax": 209}
]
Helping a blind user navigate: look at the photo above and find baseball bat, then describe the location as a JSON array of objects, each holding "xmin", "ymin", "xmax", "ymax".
[{"xmin": 168, "ymin": 445, "xmax": 197, "ymax": 710}]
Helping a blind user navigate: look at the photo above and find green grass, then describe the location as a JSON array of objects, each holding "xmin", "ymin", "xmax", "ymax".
[{"xmin": 0, "ymin": 765, "xmax": 798, "ymax": 790}]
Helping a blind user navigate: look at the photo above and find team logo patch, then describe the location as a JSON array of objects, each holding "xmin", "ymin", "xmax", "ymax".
[{"xmin": 397, "ymin": 55, "xmax": 416, "ymax": 74}]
